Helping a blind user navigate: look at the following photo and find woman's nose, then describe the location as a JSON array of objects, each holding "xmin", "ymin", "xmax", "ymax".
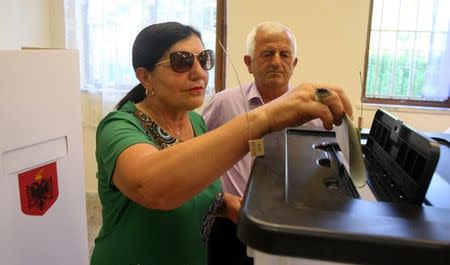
[{"xmin": 190, "ymin": 57, "xmax": 208, "ymax": 79}]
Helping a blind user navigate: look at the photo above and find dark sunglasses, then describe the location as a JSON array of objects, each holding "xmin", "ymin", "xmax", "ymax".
[{"xmin": 153, "ymin": 50, "xmax": 215, "ymax": 73}]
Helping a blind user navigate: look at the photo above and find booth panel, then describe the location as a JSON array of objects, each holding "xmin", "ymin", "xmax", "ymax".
[{"xmin": 0, "ymin": 50, "xmax": 88, "ymax": 265}]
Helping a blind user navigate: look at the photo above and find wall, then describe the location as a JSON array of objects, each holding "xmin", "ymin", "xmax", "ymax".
[
  {"xmin": 0, "ymin": 0, "xmax": 64, "ymax": 49},
  {"xmin": 1, "ymin": 0, "xmax": 449, "ymax": 193},
  {"xmin": 81, "ymin": 92, "xmax": 104, "ymax": 192}
]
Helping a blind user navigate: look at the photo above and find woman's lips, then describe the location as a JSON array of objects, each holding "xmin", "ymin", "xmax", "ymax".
[
  {"xmin": 189, "ymin": 86, "xmax": 203, "ymax": 91},
  {"xmin": 187, "ymin": 86, "xmax": 204, "ymax": 95}
]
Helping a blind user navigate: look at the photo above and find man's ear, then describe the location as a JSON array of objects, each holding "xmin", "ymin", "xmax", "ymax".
[
  {"xmin": 244, "ymin": 55, "xmax": 253, "ymax": 74},
  {"xmin": 293, "ymin": 57, "xmax": 299, "ymax": 68},
  {"xmin": 135, "ymin": 67, "xmax": 151, "ymax": 86}
]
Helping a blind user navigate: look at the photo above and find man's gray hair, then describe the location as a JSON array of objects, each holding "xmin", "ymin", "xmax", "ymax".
[{"xmin": 246, "ymin": 21, "xmax": 297, "ymax": 58}]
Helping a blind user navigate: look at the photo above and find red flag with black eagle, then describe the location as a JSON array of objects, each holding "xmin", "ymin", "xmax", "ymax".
[{"xmin": 18, "ymin": 162, "xmax": 59, "ymax": 216}]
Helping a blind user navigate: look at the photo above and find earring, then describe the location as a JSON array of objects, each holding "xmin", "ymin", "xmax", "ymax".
[{"xmin": 145, "ymin": 88, "xmax": 155, "ymax": 96}]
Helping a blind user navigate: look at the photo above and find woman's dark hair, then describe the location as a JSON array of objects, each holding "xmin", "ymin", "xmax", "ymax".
[{"xmin": 116, "ymin": 22, "xmax": 202, "ymax": 109}]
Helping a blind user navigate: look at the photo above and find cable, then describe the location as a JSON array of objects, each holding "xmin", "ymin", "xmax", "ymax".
[{"xmin": 217, "ymin": 41, "xmax": 264, "ymax": 156}]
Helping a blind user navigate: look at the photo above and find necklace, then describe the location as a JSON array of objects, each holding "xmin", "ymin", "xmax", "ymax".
[
  {"xmin": 141, "ymin": 103, "xmax": 190, "ymax": 139},
  {"xmin": 134, "ymin": 109, "xmax": 179, "ymax": 149}
]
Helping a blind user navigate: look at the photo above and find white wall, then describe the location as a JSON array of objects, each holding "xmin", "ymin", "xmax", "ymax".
[
  {"xmin": 0, "ymin": 0, "xmax": 64, "ymax": 49},
  {"xmin": 1, "ymin": 0, "xmax": 449, "ymax": 193}
]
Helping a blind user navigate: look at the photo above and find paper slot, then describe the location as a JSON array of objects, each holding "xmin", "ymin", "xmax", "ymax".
[{"xmin": 2, "ymin": 136, "xmax": 68, "ymax": 175}]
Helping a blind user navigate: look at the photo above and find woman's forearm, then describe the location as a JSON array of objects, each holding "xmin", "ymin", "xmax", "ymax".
[{"xmin": 133, "ymin": 108, "xmax": 268, "ymax": 210}]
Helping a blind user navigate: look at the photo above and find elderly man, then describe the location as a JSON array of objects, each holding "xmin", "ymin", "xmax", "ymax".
[
  {"xmin": 204, "ymin": 21, "xmax": 320, "ymax": 197},
  {"xmin": 203, "ymin": 21, "xmax": 320, "ymax": 265}
]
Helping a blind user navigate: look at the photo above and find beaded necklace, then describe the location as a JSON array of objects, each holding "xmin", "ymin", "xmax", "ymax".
[{"xmin": 134, "ymin": 109, "xmax": 180, "ymax": 150}]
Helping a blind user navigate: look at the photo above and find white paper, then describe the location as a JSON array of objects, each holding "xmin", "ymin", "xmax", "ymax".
[{"xmin": 335, "ymin": 114, "xmax": 367, "ymax": 188}]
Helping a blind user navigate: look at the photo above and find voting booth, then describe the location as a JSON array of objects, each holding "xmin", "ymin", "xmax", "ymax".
[
  {"xmin": 0, "ymin": 50, "xmax": 89, "ymax": 264},
  {"xmin": 238, "ymin": 110, "xmax": 450, "ymax": 265}
]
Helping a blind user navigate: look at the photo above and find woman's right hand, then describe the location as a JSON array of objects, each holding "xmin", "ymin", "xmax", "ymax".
[{"xmin": 255, "ymin": 82, "xmax": 353, "ymax": 133}]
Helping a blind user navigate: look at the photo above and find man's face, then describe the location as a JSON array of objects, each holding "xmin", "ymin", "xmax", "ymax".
[{"xmin": 245, "ymin": 31, "xmax": 298, "ymax": 90}]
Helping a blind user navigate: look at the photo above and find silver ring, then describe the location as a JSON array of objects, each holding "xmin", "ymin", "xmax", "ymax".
[{"xmin": 314, "ymin": 88, "xmax": 331, "ymax": 103}]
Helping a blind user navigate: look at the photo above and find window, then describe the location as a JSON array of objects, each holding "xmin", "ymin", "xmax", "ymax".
[
  {"xmin": 64, "ymin": 0, "xmax": 224, "ymax": 111},
  {"xmin": 364, "ymin": 0, "xmax": 450, "ymax": 108}
]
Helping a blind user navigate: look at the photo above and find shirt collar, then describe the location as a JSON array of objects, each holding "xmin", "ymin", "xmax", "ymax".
[
  {"xmin": 246, "ymin": 82, "xmax": 263, "ymax": 105},
  {"xmin": 246, "ymin": 82, "xmax": 292, "ymax": 105}
]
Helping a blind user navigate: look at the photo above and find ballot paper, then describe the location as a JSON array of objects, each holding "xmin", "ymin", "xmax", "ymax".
[{"xmin": 335, "ymin": 114, "xmax": 367, "ymax": 188}]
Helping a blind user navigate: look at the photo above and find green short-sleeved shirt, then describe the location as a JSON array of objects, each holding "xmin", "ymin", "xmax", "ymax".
[{"xmin": 91, "ymin": 101, "xmax": 221, "ymax": 265}]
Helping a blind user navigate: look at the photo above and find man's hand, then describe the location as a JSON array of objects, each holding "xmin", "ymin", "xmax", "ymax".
[{"xmin": 257, "ymin": 82, "xmax": 353, "ymax": 132}]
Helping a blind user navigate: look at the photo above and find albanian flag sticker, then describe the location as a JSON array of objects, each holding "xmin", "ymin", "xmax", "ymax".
[{"xmin": 18, "ymin": 162, "xmax": 59, "ymax": 216}]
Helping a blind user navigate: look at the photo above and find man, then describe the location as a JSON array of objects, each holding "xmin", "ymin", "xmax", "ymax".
[
  {"xmin": 203, "ymin": 21, "xmax": 320, "ymax": 265},
  {"xmin": 204, "ymin": 21, "xmax": 319, "ymax": 197}
]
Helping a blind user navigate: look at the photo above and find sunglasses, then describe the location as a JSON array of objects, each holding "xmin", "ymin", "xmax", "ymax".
[{"xmin": 153, "ymin": 50, "xmax": 215, "ymax": 73}]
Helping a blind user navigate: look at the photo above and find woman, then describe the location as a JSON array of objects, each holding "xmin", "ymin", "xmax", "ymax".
[{"xmin": 90, "ymin": 22, "xmax": 352, "ymax": 265}]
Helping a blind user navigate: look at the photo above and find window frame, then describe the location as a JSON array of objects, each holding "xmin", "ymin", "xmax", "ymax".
[{"xmin": 215, "ymin": 0, "xmax": 227, "ymax": 93}]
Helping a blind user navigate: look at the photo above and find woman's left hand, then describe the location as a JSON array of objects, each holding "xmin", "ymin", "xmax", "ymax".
[{"xmin": 220, "ymin": 192, "xmax": 243, "ymax": 223}]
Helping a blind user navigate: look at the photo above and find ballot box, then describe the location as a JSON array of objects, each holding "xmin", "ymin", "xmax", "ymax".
[
  {"xmin": 238, "ymin": 109, "xmax": 450, "ymax": 265},
  {"xmin": 0, "ymin": 50, "xmax": 89, "ymax": 264}
]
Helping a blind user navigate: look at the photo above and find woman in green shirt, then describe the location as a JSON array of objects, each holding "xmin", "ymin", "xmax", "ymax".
[{"xmin": 91, "ymin": 22, "xmax": 353, "ymax": 265}]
